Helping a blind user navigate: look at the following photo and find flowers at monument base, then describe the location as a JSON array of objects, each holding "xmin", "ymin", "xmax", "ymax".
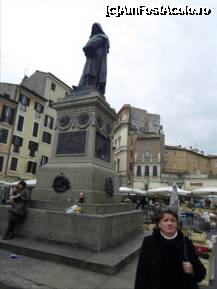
[{"xmin": 65, "ymin": 204, "xmax": 81, "ymax": 214}]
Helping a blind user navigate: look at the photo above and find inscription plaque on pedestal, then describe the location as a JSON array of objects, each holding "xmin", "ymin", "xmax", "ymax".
[
  {"xmin": 56, "ymin": 131, "xmax": 86, "ymax": 154},
  {"xmin": 95, "ymin": 131, "xmax": 111, "ymax": 162}
]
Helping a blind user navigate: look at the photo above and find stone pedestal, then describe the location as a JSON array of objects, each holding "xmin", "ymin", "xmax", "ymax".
[
  {"xmin": 33, "ymin": 89, "xmax": 120, "ymax": 203},
  {"xmin": 30, "ymin": 89, "xmax": 143, "ymax": 251}
]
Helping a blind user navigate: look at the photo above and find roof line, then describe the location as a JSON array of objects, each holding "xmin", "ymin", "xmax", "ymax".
[
  {"xmin": 36, "ymin": 70, "xmax": 72, "ymax": 90},
  {"xmin": 0, "ymin": 94, "xmax": 18, "ymax": 104},
  {"xmin": 20, "ymin": 85, "xmax": 47, "ymax": 101}
]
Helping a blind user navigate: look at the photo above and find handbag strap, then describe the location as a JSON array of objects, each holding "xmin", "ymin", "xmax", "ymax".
[{"xmin": 183, "ymin": 235, "xmax": 189, "ymax": 261}]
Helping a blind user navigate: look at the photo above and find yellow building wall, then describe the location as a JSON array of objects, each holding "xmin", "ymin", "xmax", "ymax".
[{"xmin": 163, "ymin": 147, "xmax": 210, "ymax": 175}]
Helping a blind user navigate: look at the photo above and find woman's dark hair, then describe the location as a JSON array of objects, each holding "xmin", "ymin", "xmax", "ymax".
[
  {"xmin": 18, "ymin": 180, "xmax": 27, "ymax": 188},
  {"xmin": 155, "ymin": 207, "xmax": 178, "ymax": 226}
]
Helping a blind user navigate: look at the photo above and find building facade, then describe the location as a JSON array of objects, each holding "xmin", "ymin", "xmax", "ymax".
[
  {"xmin": 162, "ymin": 145, "xmax": 217, "ymax": 190},
  {"xmin": 0, "ymin": 71, "xmax": 72, "ymax": 181},
  {"xmin": 113, "ymin": 104, "xmax": 163, "ymax": 187},
  {"xmin": 134, "ymin": 134, "xmax": 164, "ymax": 190},
  {"xmin": 0, "ymin": 94, "xmax": 18, "ymax": 179},
  {"xmin": 163, "ymin": 145, "xmax": 209, "ymax": 176},
  {"xmin": 21, "ymin": 71, "xmax": 72, "ymax": 170},
  {"xmin": 113, "ymin": 105, "xmax": 217, "ymax": 191}
]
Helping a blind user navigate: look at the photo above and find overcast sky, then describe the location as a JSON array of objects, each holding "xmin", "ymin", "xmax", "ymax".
[{"xmin": 1, "ymin": 0, "xmax": 217, "ymax": 155}]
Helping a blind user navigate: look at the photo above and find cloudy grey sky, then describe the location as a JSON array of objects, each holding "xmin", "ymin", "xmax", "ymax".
[{"xmin": 1, "ymin": 0, "xmax": 217, "ymax": 155}]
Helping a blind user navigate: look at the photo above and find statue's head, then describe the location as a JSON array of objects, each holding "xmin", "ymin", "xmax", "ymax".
[{"xmin": 91, "ymin": 23, "xmax": 104, "ymax": 36}]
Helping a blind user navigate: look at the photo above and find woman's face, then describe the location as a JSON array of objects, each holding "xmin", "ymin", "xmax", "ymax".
[{"xmin": 158, "ymin": 213, "xmax": 177, "ymax": 237}]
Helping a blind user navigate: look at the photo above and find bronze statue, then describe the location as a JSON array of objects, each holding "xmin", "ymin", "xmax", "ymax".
[{"xmin": 77, "ymin": 23, "xmax": 110, "ymax": 96}]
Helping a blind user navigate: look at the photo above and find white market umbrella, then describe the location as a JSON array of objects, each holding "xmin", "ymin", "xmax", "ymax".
[
  {"xmin": 25, "ymin": 179, "xmax": 37, "ymax": 187},
  {"xmin": 169, "ymin": 183, "xmax": 180, "ymax": 214},
  {"xmin": 119, "ymin": 187, "xmax": 133, "ymax": 193},
  {"xmin": 119, "ymin": 187, "xmax": 147, "ymax": 195},
  {"xmin": 0, "ymin": 179, "xmax": 36, "ymax": 188},
  {"xmin": 147, "ymin": 186, "xmax": 190, "ymax": 197},
  {"xmin": 119, "ymin": 187, "xmax": 135, "ymax": 197},
  {"xmin": 191, "ymin": 187, "xmax": 217, "ymax": 208},
  {"xmin": 191, "ymin": 187, "xmax": 217, "ymax": 197},
  {"xmin": 0, "ymin": 181, "xmax": 18, "ymax": 187},
  {"xmin": 133, "ymin": 189, "xmax": 147, "ymax": 195}
]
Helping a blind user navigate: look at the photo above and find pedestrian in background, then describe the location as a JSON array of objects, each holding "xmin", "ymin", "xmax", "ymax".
[{"xmin": 134, "ymin": 207, "xmax": 206, "ymax": 289}]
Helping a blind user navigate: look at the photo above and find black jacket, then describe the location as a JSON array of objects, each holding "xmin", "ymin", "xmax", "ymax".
[
  {"xmin": 134, "ymin": 229, "xmax": 206, "ymax": 289},
  {"xmin": 8, "ymin": 188, "xmax": 30, "ymax": 222}
]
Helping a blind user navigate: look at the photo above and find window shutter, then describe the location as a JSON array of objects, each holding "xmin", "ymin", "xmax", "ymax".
[
  {"xmin": 17, "ymin": 115, "xmax": 24, "ymax": 131},
  {"xmin": 50, "ymin": 117, "xmax": 54, "ymax": 129},
  {"xmin": 12, "ymin": 135, "xmax": 16, "ymax": 145},
  {"xmin": 26, "ymin": 97, "xmax": 30, "ymax": 106},
  {"xmin": 27, "ymin": 161, "xmax": 31, "ymax": 173},
  {"xmin": 44, "ymin": 115, "xmax": 48, "ymax": 127},
  {"xmin": 33, "ymin": 162, "xmax": 37, "ymax": 174},
  {"xmin": 0, "ymin": 156, "xmax": 4, "ymax": 171},
  {"xmin": 21, "ymin": 95, "xmax": 26, "ymax": 105},
  {"xmin": 9, "ymin": 108, "xmax": 14, "ymax": 125},
  {"xmin": 1, "ymin": 106, "xmax": 7, "ymax": 122},
  {"xmin": 19, "ymin": 137, "xmax": 23, "ymax": 147}
]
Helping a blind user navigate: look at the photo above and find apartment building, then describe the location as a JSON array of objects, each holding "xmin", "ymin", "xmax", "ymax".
[
  {"xmin": 0, "ymin": 71, "xmax": 72, "ymax": 181},
  {"xmin": 21, "ymin": 71, "xmax": 72, "ymax": 166},
  {"xmin": 0, "ymin": 94, "xmax": 18, "ymax": 178},
  {"xmin": 162, "ymin": 145, "xmax": 217, "ymax": 190},
  {"xmin": 0, "ymin": 84, "xmax": 47, "ymax": 180},
  {"xmin": 207, "ymin": 155, "xmax": 217, "ymax": 176},
  {"xmin": 134, "ymin": 133, "xmax": 164, "ymax": 190},
  {"xmin": 113, "ymin": 104, "xmax": 163, "ymax": 187},
  {"xmin": 163, "ymin": 145, "xmax": 209, "ymax": 175}
]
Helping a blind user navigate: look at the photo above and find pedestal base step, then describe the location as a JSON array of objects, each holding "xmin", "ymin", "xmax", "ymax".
[
  {"xmin": 0, "ymin": 232, "xmax": 146, "ymax": 275},
  {"xmin": 30, "ymin": 199, "xmax": 133, "ymax": 214}
]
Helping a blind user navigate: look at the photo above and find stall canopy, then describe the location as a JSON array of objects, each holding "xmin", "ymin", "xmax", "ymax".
[
  {"xmin": 0, "ymin": 179, "xmax": 37, "ymax": 188},
  {"xmin": 191, "ymin": 187, "xmax": 217, "ymax": 197},
  {"xmin": 147, "ymin": 186, "xmax": 190, "ymax": 197},
  {"xmin": 119, "ymin": 187, "xmax": 147, "ymax": 195},
  {"xmin": 119, "ymin": 187, "xmax": 133, "ymax": 193},
  {"xmin": 133, "ymin": 189, "xmax": 147, "ymax": 195}
]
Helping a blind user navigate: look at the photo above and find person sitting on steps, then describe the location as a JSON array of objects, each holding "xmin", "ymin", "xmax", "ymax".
[{"xmin": 2, "ymin": 180, "xmax": 30, "ymax": 240}]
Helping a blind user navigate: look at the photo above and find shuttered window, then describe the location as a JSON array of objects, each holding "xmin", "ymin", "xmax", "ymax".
[
  {"xmin": 12, "ymin": 136, "xmax": 23, "ymax": 153},
  {"xmin": 44, "ymin": 115, "xmax": 54, "ymax": 129},
  {"xmin": 0, "ymin": 105, "xmax": 15, "ymax": 125},
  {"xmin": 0, "ymin": 129, "xmax": 8, "ymax": 144},
  {"xmin": 42, "ymin": 131, "xmax": 52, "ymax": 144},
  {"xmin": 10, "ymin": 157, "xmax": 18, "ymax": 171},
  {"xmin": 33, "ymin": 122, "xmax": 39, "ymax": 137},
  {"xmin": 27, "ymin": 161, "xmax": 37, "ymax": 174},
  {"xmin": 17, "ymin": 115, "xmax": 24, "ymax": 131},
  {"xmin": 0, "ymin": 156, "xmax": 4, "ymax": 171},
  {"xmin": 28, "ymin": 141, "xmax": 38, "ymax": 157},
  {"xmin": 40, "ymin": 155, "xmax": 48, "ymax": 166}
]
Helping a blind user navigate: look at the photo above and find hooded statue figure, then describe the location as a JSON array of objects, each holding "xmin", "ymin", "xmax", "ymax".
[{"xmin": 78, "ymin": 23, "xmax": 110, "ymax": 96}]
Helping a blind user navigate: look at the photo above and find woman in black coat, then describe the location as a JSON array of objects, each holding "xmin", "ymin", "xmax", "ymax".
[{"xmin": 134, "ymin": 208, "xmax": 206, "ymax": 289}]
